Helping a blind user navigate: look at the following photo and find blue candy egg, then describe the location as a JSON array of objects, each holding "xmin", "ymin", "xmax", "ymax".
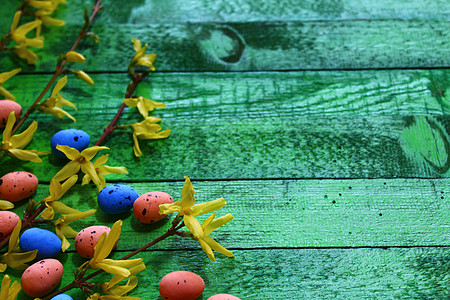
[
  {"xmin": 98, "ymin": 184, "xmax": 139, "ymax": 215},
  {"xmin": 19, "ymin": 228, "xmax": 62, "ymax": 259},
  {"xmin": 50, "ymin": 294, "xmax": 73, "ymax": 300},
  {"xmin": 51, "ymin": 129, "xmax": 90, "ymax": 158}
]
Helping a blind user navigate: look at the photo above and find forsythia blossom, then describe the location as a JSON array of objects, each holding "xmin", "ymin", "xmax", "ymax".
[
  {"xmin": 54, "ymin": 207, "xmax": 96, "ymax": 251},
  {"xmin": 39, "ymin": 75, "xmax": 77, "ymax": 122},
  {"xmin": 123, "ymin": 97, "xmax": 166, "ymax": 118},
  {"xmin": 81, "ymin": 154, "xmax": 128, "ymax": 191},
  {"xmin": 0, "ymin": 68, "xmax": 21, "ymax": 101},
  {"xmin": 0, "ymin": 275, "xmax": 21, "ymax": 300},
  {"xmin": 129, "ymin": 38, "xmax": 156, "ymax": 72},
  {"xmin": 128, "ymin": 117, "xmax": 171, "ymax": 157}
]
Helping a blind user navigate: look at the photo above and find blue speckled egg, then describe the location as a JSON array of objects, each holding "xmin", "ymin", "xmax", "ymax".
[
  {"xmin": 50, "ymin": 294, "xmax": 73, "ymax": 300},
  {"xmin": 98, "ymin": 184, "xmax": 139, "ymax": 215},
  {"xmin": 51, "ymin": 129, "xmax": 90, "ymax": 158},
  {"xmin": 20, "ymin": 228, "xmax": 62, "ymax": 259}
]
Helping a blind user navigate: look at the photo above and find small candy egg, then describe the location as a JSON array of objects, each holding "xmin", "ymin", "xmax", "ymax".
[
  {"xmin": 0, "ymin": 211, "xmax": 20, "ymax": 241},
  {"xmin": 207, "ymin": 295, "xmax": 241, "ymax": 300},
  {"xmin": 21, "ymin": 259, "xmax": 63, "ymax": 297},
  {"xmin": 20, "ymin": 228, "xmax": 62, "ymax": 259},
  {"xmin": 0, "ymin": 171, "xmax": 38, "ymax": 202},
  {"xmin": 159, "ymin": 271, "xmax": 205, "ymax": 300},
  {"xmin": 51, "ymin": 129, "xmax": 90, "ymax": 158},
  {"xmin": 133, "ymin": 191, "xmax": 174, "ymax": 224},
  {"xmin": 0, "ymin": 100, "xmax": 22, "ymax": 128},
  {"xmin": 50, "ymin": 294, "xmax": 73, "ymax": 300},
  {"xmin": 75, "ymin": 225, "xmax": 111, "ymax": 258},
  {"xmin": 98, "ymin": 184, "xmax": 139, "ymax": 215}
]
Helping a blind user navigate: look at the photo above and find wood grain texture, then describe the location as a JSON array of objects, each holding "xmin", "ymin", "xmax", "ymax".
[
  {"xmin": 4, "ymin": 248, "xmax": 450, "ymax": 299},
  {"xmin": 1, "ymin": 0, "xmax": 449, "ymax": 71},
  {"xmin": 9, "ymin": 178, "xmax": 450, "ymax": 251},
  {"xmin": 3, "ymin": 71, "xmax": 450, "ymax": 181}
]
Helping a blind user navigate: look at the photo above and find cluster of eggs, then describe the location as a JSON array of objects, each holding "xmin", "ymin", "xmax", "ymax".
[{"xmin": 0, "ymin": 125, "xmax": 239, "ymax": 299}]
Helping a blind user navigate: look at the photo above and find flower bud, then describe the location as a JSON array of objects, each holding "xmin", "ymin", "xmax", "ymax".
[
  {"xmin": 73, "ymin": 70, "xmax": 94, "ymax": 85},
  {"xmin": 64, "ymin": 51, "xmax": 86, "ymax": 63}
]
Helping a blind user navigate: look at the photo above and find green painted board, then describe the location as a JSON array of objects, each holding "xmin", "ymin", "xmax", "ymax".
[
  {"xmin": 3, "ymin": 71, "xmax": 450, "ymax": 180},
  {"xmin": 1, "ymin": 0, "xmax": 449, "ymax": 71},
  {"xmin": 4, "ymin": 248, "xmax": 450, "ymax": 299}
]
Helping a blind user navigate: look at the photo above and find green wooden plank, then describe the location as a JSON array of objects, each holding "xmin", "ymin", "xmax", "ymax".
[
  {"xmin": 1, "ymin": 19, "xmax": 449, "ymax": 71},
  {"xmin": 7, "ymin": 178, "xmax": 450, "ymax": 250},
  {"xmin": 2, "ymin": 71, "xmax": 450, "ymax": 180},
  {"xmin": 4, "ymin": 248, "xmax": 450, "ymax": 299}
]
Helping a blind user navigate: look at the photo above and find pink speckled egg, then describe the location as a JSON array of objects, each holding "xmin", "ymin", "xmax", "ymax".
[
  {"xmin": 0, "ymin": 100, "xmax": 22, "ymax": 128},
  {"xmin": 133, "ymin": 191, "xmax": 174, "ymax": 224},
  {"xmin": 0, "ymin": 171, "xmax": 39, "ymax": 202},
  {"xmin": 207, "ymin": 294, "xmax": 241, "ymax": 300},
  {"xmin": 159, "ymin": 271, "xmax": 205, "ymax": 300},
  {"xmin": 0, "ymin": 211, "xmax": 20, "ymax": 241},
  {"xmin": 21, "ymin": 259, "xmax": 63, "ymax": 297},
  {"xmin": 75, "ymin": 225, "xmax": 111, "ymax": 258}
]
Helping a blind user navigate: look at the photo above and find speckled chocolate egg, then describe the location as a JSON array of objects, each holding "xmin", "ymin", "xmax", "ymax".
[
  {"xmin": 133, "ymin": 191, "xmax": 174, "ymax": 224},
  {"xmin": 207, "ymin": 294, "xmax": 241, "ymax": 300},
  {"xmin": 20, "ymin": 228, "xmax": 62, "ymax": 259},
  {"xmin": 0, "ymin": 171, "xmax": 38, "ymax": 202},
  {"xmin": 98, "ymin": 184, "xmax": 139, "ymax": 215},
  {"xmin": 159, "ymin": 271, "xmax": 205, "ymax": 300},
  {"xmin": 51, "ymin": 129, "xmax": 90, "ymax": 158},
  {"xmin": 75, "ymin": 225, "xmax": 111, "ymax": 258},
  {"xmin": 50, "ymin": 294, "xmax": 73, "ymax": 300},
  {"xmin": 0, "ymin": 100, "xmax": 22, "ymax": 128},
  {"xmin": 21, "ymin": 259, "xmax": 63, "ymax": 297},
  {"xmin": 0, "ymin": 211, "xmax": 20, "ymax": 241}
]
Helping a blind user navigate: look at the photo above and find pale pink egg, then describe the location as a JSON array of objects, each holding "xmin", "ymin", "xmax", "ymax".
[
  {"xmin": 75, "ymin": 225, "xmax": 111, "ymax": 258},
  {"xmin": 159, "ymin": 271, "xmax": 205, "ymax": 300},
  {"xmin": 21, "ymin": 259, "xmax": 63, "ymax": 297},
  {"xmin": 0, "ymin": 171, "xmax": 39, "ymax": 202},
  {"xmin": 0, "ymin": 100, "xmax": 22, "ymax": 128},
  {"xmin": 133, "ymin": 191, "xmax": 174, "ymax": 224},
  {"xmin": 207, "ymin": 294, "xmax": 241, "ymax": 300},
  {"xmin": 0, "ymin": 211, "xmax": 20, "ymax": 242}
]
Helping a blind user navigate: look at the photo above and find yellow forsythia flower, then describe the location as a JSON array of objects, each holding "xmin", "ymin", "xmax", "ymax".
[
  {"xmin": 0, "ymin": 68, "xmax": 21, "ymax": 101},
  {"xmin": 73, "ymin": 70, "xmax": 94, "ymax": 85},
  {"xmin": 128, "ymin": 117, "xmax": 171, "ymax": 157},
  {"xmin": 12, "ymin": 45, "xmax": 39, "ymax": 65},
  {"xmin": 159, "ymin": 176, "xmax": 227, "ymax": 238},
  {"xmin": 9, "ymin": 12, "xmax": 43, "ymax": 47},
  {"xmin": 129, "ymin": 38, "xmax": 156, "ymax": 71},
  {"xmin": 0, "ymin": 221, "xmax": 37, "ymax": 272},
  {"xmin": 0, "ymin": 275, "xmax": 21, "ymax": 300},
  {"xmin": 0, "ymin": 200, "xmax": 14, "ymax": 210},
  {"xmin": 87, "ymin": 293, "xmax": 140, "ymax": 300},
  {"xmin": 81, "ymin": 154, "xmax": 128, "ymax": 191},
  {"xmin": 64, "ymin": 51, "xmax": 86, "ymax": 63},
  {"xmin": 101, "ymin": 262, "xmax": 145, "ymax": 296},
  {"xmin": 42, "ymin": 175, "xmax": 78, "ymax": 220},
  {"xmin": 1, "ymin": 112, "xmax": 42, "ymax": 162},
  {"xmin": 123, "ymin": 97, "xmax": 166, "ymax": 118},
  {"xmin": 52, "ymin": 145, "xmax": 109, "ymax": 188},
  {"xmin": 54, "ymin": 208, "xmax": 96, "ymax": 251},
  {"xmin": 89, "ymin": 220, "xmax": 144, "ymax": 278},
  {"xmin": 39, "ymin": 75, "xmax": 77, "ymax": 122},
  {"xmin": 186, "ymin": 213, "xmax": 234, "ymax": 261}
]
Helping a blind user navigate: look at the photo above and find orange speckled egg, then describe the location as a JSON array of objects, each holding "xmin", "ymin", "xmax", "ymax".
[
  {"xmin": 207, "ymin": 294, "xmax": 241, "ymax": 300},
  {"xmin": 21, "ymin": 259, "xmax": 63, "ymax": 297},
  {"xmin": 133, "ymin": 191, "xmax": 174, "ymax": 224},
  {"xmin": 75, "ymin": 225, "xmax": 111, "ymax": 258},
  {"xmin": 0, "ymin": 211, "xmax": 20, "ymax": 241},
  {"xmin": 0, "ymin": 100, "xmax": 22, "ymax": 128},
  {"xmin": 0, "ymin": 171, "xmax": 39, "ymax": 202},
  {"xmin": 159, "ymin": 271, "xmax": 205, "ymax": 300}
]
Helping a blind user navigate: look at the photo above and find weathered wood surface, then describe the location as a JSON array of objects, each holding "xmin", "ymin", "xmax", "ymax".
[
  {"xmin": 1, "ymin": 1, "xmax": 449, "ymax": 72},
  {"xmin": 1, "ymin": 0, "xmax": 450, "ymax": 299}
]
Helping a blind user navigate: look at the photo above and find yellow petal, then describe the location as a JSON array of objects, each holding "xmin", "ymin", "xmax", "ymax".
[
  {"xmin": 40, "ymin": 15, "xmax": 65, "ymax": 26},
  {"xmin": 131, "ymin": 38, "xmax": 142, "ymax": 53},
  {"xmin": 106, "ymin": 263, "xmax": 146, "ymax": 290},
  {"xmin": 203, "ymin": 236, "xmax": 234, "ymax": 258},
  {"xmin": 12, "ymin": 46, "xmax": 38, "ymax": 64},
  {"xmin": 73, "ymin": 70, "xmax": 94, "ymax": 85},
  {"xmin": 98, "ymin": 165, "xmax": 128, "ymax": 176},
  {"xmin": 7, "ymin": 280, "xmax": 21, "ymax": 300},
  {"xmin": 96, "ymin": 262, "xmax": 130, "ymax": 278},
  {"xmin": 64, "ymin": 51, "xmax": 86, "ymax": 63},
  {"xmin": 123, "ymin": 98, "xmax": 138, "ymax": 108},
  {"xmin": 8, "ymin": 220, "xmax": 21, "ymax": 252},
  {"xmin": 104, "ymin": 275, "xmax": 139, "ymax": 296},
  {"xmin": 55, "ymin": 144, "xmax": 80, "ymax": 160},
  {"xmin": 158, "ymin": 201, "xmax": 182, "ymax": 215},
  {"xmin": 52, "ymin": 160, "xmax": 81, "ymax": 182},
  {"xmin": 131, "ymin": 132, "xmax": 142, "ymax": 157},
  {"xmin": 191, "ymin": 198, "xmax": 226, "ymax": 217},
  {"xmin": 94, "ymin": 220, "xmax": 122, "ymax": 262},
  {"xmin": 0, "ymin": 68, "xmax": 21, "ymax": 85},
  {"xmin": 41, "ymin": 207, "xmax": 54, "ymax": 220},
  {"xmin": 0, "ymin": 275, "xmax": 11, "ymax": 299},
  {"xmin": 51, "ymin": 76, "xmax": 67, "ymax": 97},
  {"xmin": 181, "ymin": 176, "xmax": 196, "ymax": 207},
  {"xmin": 183, "ymin": 215, "xmax": 203, "ymax": 238},
  {"xmin": 2, "ymin": 251, "xmax": 37, "ymax": 270},
  {"xmin": 198, "ymin": 238, "xmax": 215, "ymax": 261},
  {"xmin": 2, "ymin": 111, "xmax": 15, "ymax": 142},
  {"xmin": 9, "ymin": 11, "xmax": 21, "ymax": 32},
  {"xmin": 203, "ymin": 213, "xmax": 234, "ymax": 235},
  {"xmin": 0, "ymin": 86, "xmax": 16, "ymax": 101},
  {"xmin": 7, "ymin": 149, "xmax": 42, "ymax": 163},
  {"xmin": 24, "ymin": 36, "xmax": 44, "ymax": 48},
  {"xmin": 10, "ymin": 121, "xmax": 38, "ymax": 149},
  {"xmin": 39, "ymin": 106, "xmax": 76, "ymax": 122},
  {"xmin": 81, "ymin": 162, "xmax": 102, "ymax": 186},
  {"xmin": 0, "ymin": 200, "xmax": 14, "ymax": 210},
  {"xmin": 80, "ymin": 146, "xmax": 109, "ymax": 161}
]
